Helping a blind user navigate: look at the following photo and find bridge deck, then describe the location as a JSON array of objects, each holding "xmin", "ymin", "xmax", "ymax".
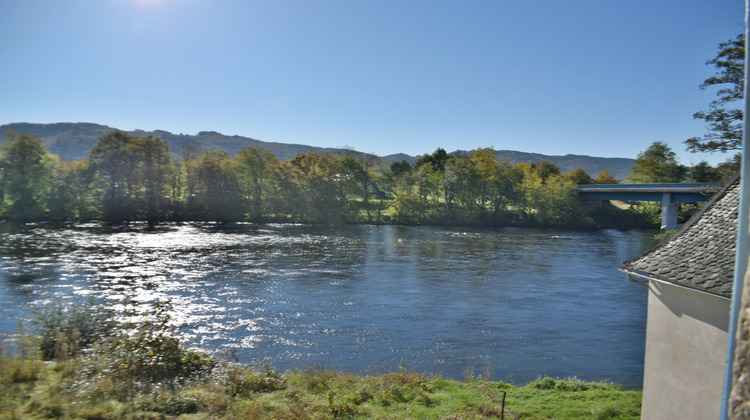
[
  {"xmin": 577, "ymin": 183, "xmax": 722, "ymax": 231},
  {"xmin": 577, "ymin": 183, "xmax": 721, "ymax": 203}
]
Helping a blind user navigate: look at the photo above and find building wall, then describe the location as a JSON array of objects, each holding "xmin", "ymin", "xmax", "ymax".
[
  {"xmin": 730, "ymin": 265, "xmax": 750, "ymax": 417},
  {"xmin": 641, "ymin": 280, "xmax": 730, "ymax": 420}
]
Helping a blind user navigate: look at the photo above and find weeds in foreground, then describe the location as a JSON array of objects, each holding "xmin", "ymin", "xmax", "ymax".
[{"xmin": 0, "ymin": 298, "xmax": 642, "ymax": 419}]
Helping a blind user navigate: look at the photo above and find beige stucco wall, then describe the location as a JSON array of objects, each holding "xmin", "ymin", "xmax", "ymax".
[
  {"xmin": 641, "ymin": 280, "xmax": 730, "ymax": 420},
  {"xmin": 730, "ymin": 261, "xmax": 750, "ymax": 418}
]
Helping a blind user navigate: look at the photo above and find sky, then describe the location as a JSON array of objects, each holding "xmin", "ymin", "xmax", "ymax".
[{"xmin": 0, "ymin": 0, "xmax": 745, "ymax": 166}]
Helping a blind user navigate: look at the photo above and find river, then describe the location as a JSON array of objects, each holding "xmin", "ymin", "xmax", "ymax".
[{"xmin": 0, "ymin": 221, "xmax": 656, "ymax": 388}]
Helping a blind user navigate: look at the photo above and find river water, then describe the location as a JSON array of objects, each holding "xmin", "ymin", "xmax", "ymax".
[{"xmin": 0, "ymin": 222, "xmax": 656, "ymax": 388}]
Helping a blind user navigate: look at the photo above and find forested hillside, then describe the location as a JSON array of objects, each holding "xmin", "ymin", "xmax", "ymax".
[{"xmin": 0, "ymin": 122, "xmax": 635, "ymax": 179}]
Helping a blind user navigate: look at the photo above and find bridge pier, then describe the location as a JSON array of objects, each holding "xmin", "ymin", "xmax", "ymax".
[{"xmin": 661, "ymin": 193, "xmax": 679, "ymax": 232}]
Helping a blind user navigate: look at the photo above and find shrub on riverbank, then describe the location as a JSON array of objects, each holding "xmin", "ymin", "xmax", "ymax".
[{"xmin": 0, "ymin": 299, "xmax": 642, "ymax": 419}]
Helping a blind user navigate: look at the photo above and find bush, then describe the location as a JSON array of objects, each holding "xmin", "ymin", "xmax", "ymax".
[
  {"xmin": 28, "ymin": 297, "xmax": 116, "ymax": 360},
  {"xmin": 531, "ymin": 376, "xmax": 622, "ymax": 392},
  {"xmin": 221, "ymin": 362, "xmax": 287, "ymax": 397},
  {"xmin": 0, "ymin": 339, "xmax": 43, "ymax": 384},
  {"xmin": 100, "ymin": 299, "xmax": 215, "ymax": 387}
]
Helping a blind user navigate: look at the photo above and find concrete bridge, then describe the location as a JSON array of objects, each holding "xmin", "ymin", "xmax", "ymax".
[{"xmin": 577, "ymin": 183, "xmax": 722, "ymax": 231}]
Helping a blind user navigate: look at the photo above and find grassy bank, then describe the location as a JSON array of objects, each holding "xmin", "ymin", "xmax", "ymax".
[
  {"xmin": 0, "ymin": 299, "xmax": 641, "ymax": 419},
  {"xmin": 1, "ymin": 355, "xmax": 640, "ymax": 419}
]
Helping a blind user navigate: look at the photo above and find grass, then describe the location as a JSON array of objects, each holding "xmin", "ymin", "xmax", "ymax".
[
  {"xmin": 0, "ymin": 299, "xmax": 642, "ymax": 419},
  {"xmin": 0, "ymin": 348, "xmax": 642, "ymax": 419},
  {"xmin": 0, "ymin": 356, "xmax": 642, "ymax": 419}
]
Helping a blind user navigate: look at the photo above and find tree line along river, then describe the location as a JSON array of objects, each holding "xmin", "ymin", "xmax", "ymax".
[{"xmin": 0, "ymin": 221, "xmax": 657, "ymax": 389}]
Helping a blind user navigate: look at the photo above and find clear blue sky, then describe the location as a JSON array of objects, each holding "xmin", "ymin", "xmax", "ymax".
[{"xmin": 0, "ymin": 0, "xmax": 744, "ymax": 166}]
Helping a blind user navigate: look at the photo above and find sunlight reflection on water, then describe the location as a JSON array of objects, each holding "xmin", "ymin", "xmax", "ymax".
[{"xmin": 0, "ymin": 221, "xmax": 657, "ymax": 388}]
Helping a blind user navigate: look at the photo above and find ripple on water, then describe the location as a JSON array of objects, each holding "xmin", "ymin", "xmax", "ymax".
[{"xmin": 0, "ymin": 222, "xmax": 656, "ymax": 388}]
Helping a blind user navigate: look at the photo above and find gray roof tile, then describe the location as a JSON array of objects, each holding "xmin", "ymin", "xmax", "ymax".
[{"xmin": 623, "ymin": 176, "xmax": 740, "ymax": 298}]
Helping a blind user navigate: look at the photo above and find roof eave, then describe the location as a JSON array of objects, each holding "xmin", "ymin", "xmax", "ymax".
[{"xmin": 620, "ymin": 268, "xmax": 732, "ymax": 301}]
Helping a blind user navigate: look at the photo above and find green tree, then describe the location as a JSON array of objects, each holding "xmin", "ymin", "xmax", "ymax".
[
  {"xmin": 336, "ymin": 152, "xmax": 379, "ymax": 222},
  {"xmin": 381, "ymin": 160, "xmax": 419, "ymax": 224},
  {"xmin": 415, "ymin": 148, "xmax": 452, "ymax": 172},
  {"xmin": 442, "ymin": 155, "xmax": 481, "ymax": 220},
  {"xmin": 413, "ymin": 163, "xmax": 439, "ymax": 213},
  {"xmin": 188, "ymin": 150, "xmax": 246, "ymax": 222},
  {"xmin": 133, "ymin": 136, "xmax": 171, "ymax": 222},
  {"xmin": 493, "ymin": 164, "xmax": 524, "ymax": 216},
  {"xmin": 626, "ymin": 142, "xmax": 685, "ymax": 183},
  {"xmin": 176, "ymin": 145, "xmax": 202, "ymax": 220},
  {"xmin": 89, "ymin": 131, "xmax": 139, "ymax": 220},
  {"xmin": 390, "ymin": 160, "xmax": 413, "ymax": 178},
  {"xmin": 90, "ymin": 131, "xmax": 171, "ymax": 221},
  {"xmin": 268, "ymin": 160, "xmax": 305, "ymax": 221},
  {"xmin": 48, "ymin": 159, "xmax": 101, "ymax": 220},
  {"xmin": 685, "ymin": 33, "xmax": 744, "ymax": 154},
  {"xmin": 0, "ymin": 133, "xmax": 57, "ymax": 220},
  {"xmin": 688, "ymin": 161, "xmax": 722, "ymax": 182},
  {"xmin": 716, "ymin": 154, "xmax": 743, "ymax": 181},
  {"xmin": 287, "ymin": 151, "xmax": 347, "ymax": 223},
  {"xmin": 237, "ymin": 146, "xmax": 279, "ymax": 221}
]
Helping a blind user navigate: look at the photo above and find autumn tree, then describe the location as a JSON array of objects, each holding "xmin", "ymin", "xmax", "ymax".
[
  {"xmin": 470, "ymin": 147, "xmax": 503, "ymax": 208},
  {"xmin": 565, "ymin": 167, "xmax": 593, "ymax": 185},
  {"xmin": 532, "ymin": 174, "xmax": 580, "ymax": 226},
  {"xmin": 532, "ymin": 161, "xmax": 561, "ymax": 183},
  {"xmin": 519, "ymin": 165, "xmax": 579, "ymax": 226},
  {"xmin": 593, "ymin": 169, "xmax": 619, "ymax": 184}
]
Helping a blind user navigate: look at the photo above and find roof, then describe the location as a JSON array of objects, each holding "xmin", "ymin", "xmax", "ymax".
[{"xmin": 622, "ymin": 175, "xmax": 740, "ymax": 298}]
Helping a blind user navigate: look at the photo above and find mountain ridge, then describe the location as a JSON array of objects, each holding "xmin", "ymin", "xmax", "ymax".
[{"xmin": 0, "ymin": 122, "xmax": 634, "ymax": 179}]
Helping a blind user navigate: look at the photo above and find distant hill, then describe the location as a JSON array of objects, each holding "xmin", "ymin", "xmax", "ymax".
[
  {"xmin": 0, "ymin": 122, "xmax": 341, "ymax": 162},
  {"xmin": 0, "ymin": 122, "xmax": 634, "ymax": 180},
  {"xmin": 467, "ymin": 150, "xmax": 634, "ymax": 181},
  {"xmin": 383, "ymin": 150, "xmax": 634, "ymax": 180}
]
